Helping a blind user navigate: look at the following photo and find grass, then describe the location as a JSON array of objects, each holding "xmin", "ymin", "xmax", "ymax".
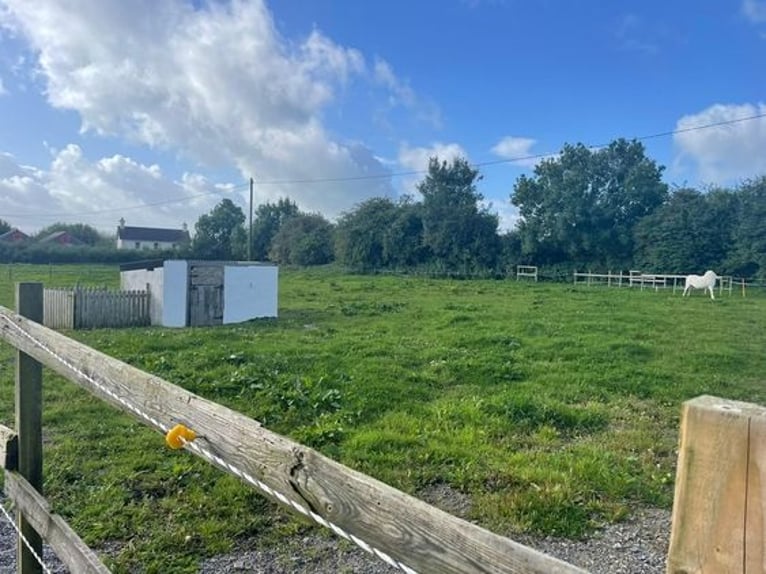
[{"xmin": 0, "ymin": 263, "xmax": 764, "ymax": 573}]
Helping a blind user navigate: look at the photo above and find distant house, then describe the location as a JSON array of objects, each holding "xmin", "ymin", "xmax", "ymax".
[
  {"xmin": 38, "ymin": 231, "xmax": 83, "ymax": 246},
  {"xmin": 116, "ymin": 218, "xmax": 190, "ymax": 251},
  {"xmin": 0, "ymin": 228, "xmax": 30, "ymax": 243}
]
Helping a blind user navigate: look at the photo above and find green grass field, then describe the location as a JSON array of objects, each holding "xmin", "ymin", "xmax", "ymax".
[{"xmin": 0, "ymin": 264, "xmax": 764, "ymax": 573}]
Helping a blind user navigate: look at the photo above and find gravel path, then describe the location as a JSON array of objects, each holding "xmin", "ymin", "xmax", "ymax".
[
  {"xmin": 198, "ymin": 507, "xmax": 671, "ymax": 574},
  {"xmin": 0, "ymin": 500, "xmax": 69, "ymax": 573},
  {"xmin": 0, "ymin": 498, "xmax": 671, "ymax": 573}
]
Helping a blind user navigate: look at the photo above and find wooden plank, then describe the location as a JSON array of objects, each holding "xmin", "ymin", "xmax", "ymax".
[
  {"xmin": 0, "ymin": 305, "xmax": 585, "ymax": 574},
  {"xmin": 4, "ymin": 472, "xmax": 111, "ymax": 574},
  {"xmin": 666, "ymin": 395, "xmax": 766, "ymax": 574},
  {"xmin": 0, "ymin": 423, "xmax": 18, "ymax": 471},
  {"xmin": 15, "ymin": 283, "xmax": 43, "ymax": 574},
  {"xmin": 748, "ymin": 415, "xmax": 766, "ymax": 572},
  {"xmin": 190, "ymin": 264, "xmax": 224, "ymax": 286}
]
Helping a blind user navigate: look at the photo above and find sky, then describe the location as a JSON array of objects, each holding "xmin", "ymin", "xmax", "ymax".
[{"xmin": 0, "ymin": 0, "xmax": 764, "ymax": 235}]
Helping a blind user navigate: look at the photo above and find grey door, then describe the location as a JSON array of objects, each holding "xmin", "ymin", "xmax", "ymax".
[{"xmin": 188, "ymin": 264, "xmax": 224, "ymax": 326}]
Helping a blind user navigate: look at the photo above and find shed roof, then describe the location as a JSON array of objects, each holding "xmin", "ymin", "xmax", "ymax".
[{"xmin": 117, "ymin": 226, "xmax": 190, "ymax": 243}]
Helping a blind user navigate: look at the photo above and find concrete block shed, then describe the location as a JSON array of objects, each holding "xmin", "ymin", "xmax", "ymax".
[{"xmin": 120, "ymin": 260, "xmax": 278, "ymax": 327}]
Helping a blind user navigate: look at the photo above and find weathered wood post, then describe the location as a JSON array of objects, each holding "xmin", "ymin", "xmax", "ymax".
[
  {"xmin": 15, "ymin": 282, "xmax": 44, "ymax": 574},
  {"xmin": 666, "ymin": 395, "xmax": 766, "ymax": 574}
]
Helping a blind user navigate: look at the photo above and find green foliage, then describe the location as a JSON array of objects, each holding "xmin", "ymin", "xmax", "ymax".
[
  {"xmin": 513, "ymin": 139, "xmax": 668, "ymax": 268},
  {"xmin": 269, "ymin": 213, "xmax": 334, "ymax": 265},
  {"xmin": 419, "ymin": 157, "xmax": 501, "ymax": 272},
  {"xmin": 334, "ymin": 197, "xmax": 399, "ymax": 271},
  {"xmin": 634, "ymin": 187, "xmax": 738, "ymax": 273},
  {"xmin": 250, "ymin": 198, "xmax": 300, "ymax": 261},
  {"xmin": 0, "ymin": 243, "xmax": 182, "ymax": 264},
  {"xmin": 382, "ymin": 200, "xmax": 430, "ymax": 268},
  {"xmin": 728, "ymin": 176, "xmax": 766, "ymax": 279},
  {"xmin": 192, "ymin": 199, "xmax": 246, "ymax": 260},
  {"xmin": 35, "ymin": 222, "xmax": 104, "ymax": 245},
  {"xmin": 0, "ymin": 219, "xmax": 11, "ymax": 235},
  {"xmin": 0, "ymin": 266, "xmax": 765, "ymax": 570}
]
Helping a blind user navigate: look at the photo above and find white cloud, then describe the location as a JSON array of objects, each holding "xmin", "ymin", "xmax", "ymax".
[
  {"xmin": 490, "ymin": 136, "xmax": 542, "ymax": 168},
  {"xmin": 0, "ymin": 76, "xmax": 5, "ymax": 95},
  {"xmin": 673, "ymin": 102, "xmax": 766, "ymax": 183},
  {"xmin": 396, "ymin": 141, "xmax": 468, "ymax": 196},
  {"xmin": 0, "ymin": 147, "xmax": 241, "ymax": 233},
  {"xmin": 743, "ymin": 0, "xmax": 766, "ymax": 23},
  {"xmin": 398, "ymin": 142, "xmax": 468, "ymax": 172},
  {"xmin": 0, "ymin": 0, "xmax": 424, "ymax": 218},
  {"xmin": 481, "ymin": 198, "xmax": 519, "ymax": 232},
  {"xmin": 614, "ymin": 14, "xmax": 660, "ymax": 55},
  {"xmin": 373, "ymin": 58, "xmax": 441, "ymax": 128}
]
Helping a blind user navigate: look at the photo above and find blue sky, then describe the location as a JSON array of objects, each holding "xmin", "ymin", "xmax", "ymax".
[{"xmin": 0, "ymin": 0, "xmax": 764, "ymax": 233}]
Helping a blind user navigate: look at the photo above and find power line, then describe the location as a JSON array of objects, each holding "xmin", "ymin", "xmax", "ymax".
[
  {"xmin": 3, "ymin": 111, "xmax": 764, "ymax": 220},
  {"xmin": 253, "ymin": 111, "xmax": 766, "ymax": 183},
  {"xmin": 3, "ymin": 181, "xmax": 251, "ymax": 219}
]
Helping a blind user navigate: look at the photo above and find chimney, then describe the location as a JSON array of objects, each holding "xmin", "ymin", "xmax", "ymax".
[
  {"xmin": 182, "ymin": 222, "xmax": 188, "ymax": 232},
  {"xmin": 118, "ymin": 217, "xmax": 125, "ymax": 229}
]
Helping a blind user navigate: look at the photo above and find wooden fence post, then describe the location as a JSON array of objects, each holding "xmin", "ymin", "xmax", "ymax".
[
  {"xmin": 15, "ymin": 282, "xmax": 44, "ymax": 574},
  {"xmin": 666, "ymin": 395, "xmax": 766, "ymax": 574}
]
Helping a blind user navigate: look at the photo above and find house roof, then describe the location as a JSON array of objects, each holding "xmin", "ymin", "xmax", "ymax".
[
  {"xmin": 0, "ymin": 228, "xmax": 29, "ymax": 241},
  {"xmin": 38, "ymin": 231, "xmax": 83, "ymax": 244},
  {"xmin": 117, "ymin": 226, "xmax": 190, "ymax": 243}
]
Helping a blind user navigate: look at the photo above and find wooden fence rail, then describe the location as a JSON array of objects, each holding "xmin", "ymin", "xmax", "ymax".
[
  {"xmin": 0, "ymin": 283, "xmax": 586, "ymax": 574},
  {"xmin": 43, "ymin": 287, "xmax": 149, "ymax": 330},
  {"xmin": 573, "ymin": 271, "xmax": 738, "ymax": 295},
  {"xmin": 0, "ymin": 422, "xmax": 108, "ymax": 573},
  {"xmin": 516, "ymin": 265, "xmax": 538, "ymax": 282}
]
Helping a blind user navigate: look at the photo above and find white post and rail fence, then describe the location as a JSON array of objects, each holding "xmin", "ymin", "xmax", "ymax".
[
  {"xmin": 572, "ymin": 270, "xmax": 743, "ymax": 295},
  {"xmin": 1, "ymin": 282, "xmax": 764, "ymax": 573}
]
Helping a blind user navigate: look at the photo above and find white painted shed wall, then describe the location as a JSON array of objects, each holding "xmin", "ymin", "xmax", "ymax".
[
  {"xmin": 162, "ymin": 260, "xmax": 189, "ymax": 327},
  {"xmin": 223, "ymin": 265, "xmax": 278, "ymax": 323},
  {"xmin": 120, "ymin": 267, "xmax": 165, "ymax": 326}
]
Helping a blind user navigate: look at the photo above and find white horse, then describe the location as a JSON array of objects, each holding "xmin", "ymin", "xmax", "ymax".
[{"xmin": 683, "ymin": 270, "xmax": 718, "ymax": 300}]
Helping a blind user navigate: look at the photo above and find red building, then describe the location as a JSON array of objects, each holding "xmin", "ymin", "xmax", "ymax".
[
  {"xmin": 38, "ymin": 231, "xmax": 83, "ymax": 246},
  {"xmin": 0, "ymin": 228, "xmax": 30, "ymax": 243}
]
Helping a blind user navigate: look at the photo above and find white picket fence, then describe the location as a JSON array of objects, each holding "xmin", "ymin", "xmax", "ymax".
[{"xmin": 43, "ymin": 287, "xmax": 150, "ymax": 329}]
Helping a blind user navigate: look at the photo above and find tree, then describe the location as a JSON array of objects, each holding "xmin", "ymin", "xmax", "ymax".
[
  {"xmin": 418, "ymin": 157, "xmax": 500, "ymax": 272},
  {"xmin": 633, "ymin": 187, "xmax": 737, "ymax": 273},
  {"xmin": 192, "ymin": 199, "xmax": 246, "ymax": 260},
  {"xmin": 334, "ymin": 197, "xmax": 399, "ymax": 271},
  {"xmin": 35, "ymin": 222, "xmax": 102, "ymax": 245},
  {"xmin": 512, "ymin": 139, "xmax": 668, "ymax": 268},
  {"xmin": 729, "ymin": 176, "xmax": 766, "ymax": 279},
  {"xmin": 269, "ymin": 213, "xmax": 334, "ymax": 265},
  {"xmin": 383, "ymin": 200, "xmax": 429, "ymax": 268},
  {"xmin": 0, "ymin": 219, "xmax": 11, "ymax": 235},
  {"xmin": 250, "ymin": 198, "xmax": 300, "ymax": 261}
]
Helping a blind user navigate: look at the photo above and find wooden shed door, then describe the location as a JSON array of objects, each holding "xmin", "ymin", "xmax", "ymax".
[{"xmin": 188, "ymin": 264, "xmax": 224, "ymax": 326}]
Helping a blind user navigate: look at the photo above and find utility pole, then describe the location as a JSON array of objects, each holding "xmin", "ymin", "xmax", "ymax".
[{"xmin": 248, "ymin": 177, "xmax": 254, "ymax": 261}]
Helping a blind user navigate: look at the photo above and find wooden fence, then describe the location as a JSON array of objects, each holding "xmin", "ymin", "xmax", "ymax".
[
  {"xmin": 516, "ymin": 265, "xmax": 538, "ymax": 282},
  {"xmin": 573, "ymin": 270, "xmax": 738, "ymax": 295},
  {"xmin": 43, "ymin": 287, "xmax": 150, "ymax": 329},
  {"xmin": 3, "ymin": 283, "xmax": 765, "ymax": 573}
]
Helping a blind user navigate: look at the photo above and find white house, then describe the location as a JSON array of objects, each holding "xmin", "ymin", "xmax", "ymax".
[{"xmin": 116, "ymin": 218, "xmax": 190, "ymax": 250}]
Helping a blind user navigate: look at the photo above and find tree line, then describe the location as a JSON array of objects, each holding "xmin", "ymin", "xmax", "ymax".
[{"xmin": 2, "ymin": 138, "xmax": 765, "ymax": 279}]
